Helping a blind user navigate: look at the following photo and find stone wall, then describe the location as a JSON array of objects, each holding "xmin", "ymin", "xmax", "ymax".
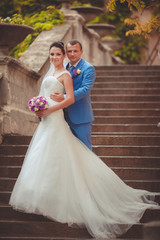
[{"xmin": 0, "ymin": 56, "xmax": 40, "ymax": 143}]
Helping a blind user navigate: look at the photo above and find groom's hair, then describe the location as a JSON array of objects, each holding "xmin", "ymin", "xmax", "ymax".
[{"xmin": 66, "ymin": 40, "xmax": 82, "ymax": 50}]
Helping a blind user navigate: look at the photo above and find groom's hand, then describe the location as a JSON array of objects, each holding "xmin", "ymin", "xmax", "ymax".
[{"xmin": 50, "ymin": 93, "xmax": 64, "ymax": 102}]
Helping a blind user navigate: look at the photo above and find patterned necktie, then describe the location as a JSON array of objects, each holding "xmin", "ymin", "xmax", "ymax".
[{"xmin": 70, "ymin": 65, "xmax": 75, "ymax": 72}]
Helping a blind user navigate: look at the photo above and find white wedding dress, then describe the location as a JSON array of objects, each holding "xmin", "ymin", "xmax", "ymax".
[{"xmin": 9, "ymin": 71, "xmax": 160, "ymax": 239}]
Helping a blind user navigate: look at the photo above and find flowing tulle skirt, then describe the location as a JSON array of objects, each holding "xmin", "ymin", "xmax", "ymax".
[{"xmin": 9, "ymin": 107, "xmax": 160, "ymax": 239}]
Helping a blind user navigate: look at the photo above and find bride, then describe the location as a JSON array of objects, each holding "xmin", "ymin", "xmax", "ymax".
[{"xmin": 9, "ymin": 40, "xmax": 160, "ymax": 239}]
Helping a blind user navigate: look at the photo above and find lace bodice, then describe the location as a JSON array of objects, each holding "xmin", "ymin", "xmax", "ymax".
[{"xmin": 40, "ymin": 71, "xmax": 70, "ymax": 98}]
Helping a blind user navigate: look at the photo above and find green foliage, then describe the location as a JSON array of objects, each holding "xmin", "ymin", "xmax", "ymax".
[
  {"xmin": 89, "ymin": 1, "xmax": 147, "ymax": 64},
  {"xmin": 152, "ymin": 2, "xmax": 160, "ymax": 17},
  {"xmin": 0, "ymin": 0, "xmax": 104, "ymax": 17},
  {"xmin": 70, "ymin": 1, "xmax": 92, "ymax": 7},
  {"xmin": 27, "ymin": 6, "xmax": 64, "ymax": 33},
  {"xmin": 70, "ymin": 0, "xmax": 104, "ymax": 8},
  {"xmin": 107, "ymin": 0, "xmax": 160, "ymax": 39},
  {"xmin": 0, "ymin": 0, "xmax": 15, "ymax": 18},
  {"xmin": 88, "ymin": 3, "xmax": 130, "ymax": 25},
  {"xmin": 9, "ymin": 33, "xmax": 36, "ymax": 58},
  {"xmin": 0, "ymin": 13, "xmax": 25, "ymax": 24},
  {"xmin": 2, "ymin": 6, "xmax": 64, "ymax": 58},
  {"xmin": 107, "ymin": 0, "xmax": 146, "ymax": 11},
  {"xmin": 0, "ymin": 0, "xmax": 58, "ymax": 18},
  {"xmin": 114, "ymin": 35, "xmax": 147, "ymax": 64},
  {"xmin": 19, "ymin": 0, "xmax": 58, "ymax": 17}
]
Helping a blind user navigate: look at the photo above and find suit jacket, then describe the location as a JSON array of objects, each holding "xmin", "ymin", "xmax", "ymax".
[{"xmin": 66, "ymin": 58, "xmax": 96, "ymax": 124}]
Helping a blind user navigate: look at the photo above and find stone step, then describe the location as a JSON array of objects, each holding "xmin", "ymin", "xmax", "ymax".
[
  {"xmin": 95, "ymin": 76, "xmax": 160, "ymax": 81},
  {"xmin": 95, "ymin": 66, "xmax": 160, "ymax": 73},
  {"xmin": 2, "ymin": 133, "xmax": 160, "ymax": 147},
  {"xmin": 1, "ymin": 178, "xmax": 160, "ymax": 192},
  {"xmin": 91, "ymin": 94, "xmax": 160, "ymax": 102},
  {"xmin": 125, "ymin": 180, "xmax": 160, "ymax": 192},
  {"xmin": 95, "ymin": 69, "xmax": 160, "ymax": 77},
  {"xmin": 0, "ymin": 145, "xmax": 28, "ymax": 156},
  {"xmin": 0, "ymin": 220, "xmax": 91, "ymax": 238},
  {"xmin": 2, "ymin": 135, "xmax": 31, "ymax": 145},
  {"xmin": 0, "ymin": 156, "xmax": 24, "ymax": 166},
  {"xmin": 93, "ymin": 108, "xmax": 160, "ymax": 116},
  {"xmin": 0, "ymin": 237, "xmax": 143, "ymax": 240},
  {"xmin": 94, "ymin": 65, "xmax": 160, "ymax": 71},
  {"xmin": 100, "ymin": 156, "xmax": 160, "ymax": 168},
  {"xmin": 0, "ymin": 220, "xmax": 147, "ymax": 238},
  {"xmin": 0, "ymin": 166, "xmax": 159, "ymax": 180},
  {"xmin": 92, "ymin": 132, "xmax": 159, "ymax": 136},
  {"xmin": 92, "ymin": 124, "xmax": 159, "ymax": 134},
  {"xmin": 0, "ymin": 191, "xmax": 11, "ymax": 204},
  {"xmin": 93, "ymin": 145, "xmax": 160, "ymax": 157},
  {"xmin": 92, "ymin": 101, "xmax": 160, "ymax": 109},
  {"xmin": 3, "ymin": 237, "xmax": 139, "ymax": 240},
  {"xmin": 91, "ymin": 135, "xmax": 160, "ymax": 146},
  {"xmin": 94, "ymin": 116, "xmax": 160, "ymax": 124},
  {"xmin": 92, "ymin": 88, "xmax": 160, "ymax": 95},
  {"xmin": 113, "ymin": 168, "xmax": 160, "ymax": 180},
  {"xmin": 95, "ymin": 73, "xmax": 160, "ymax": 79},
  {"xmin": 1, "ymin": 145, "xmax": 160, "ymax": 157},
  {"xmin": 95, "ymin": 69, "xmax": 160, "ymax": 74},
  {"xmin": 1, "ymin": 205, "xmax": 159, "ymax": 223},
  {"xmin": 1, "ymin": 144, "xmax": 160, "ymax": 157},
  {"xmin": 1, "ymin": 155, "xmax": 160, "ymax": 169},
  {"xmin": 0, "ymin": 237, "xmax": 94, "ymax": 240},
  {"xmin": 93, "ymin": 81, "xmax": 160, "ymax": 88}
]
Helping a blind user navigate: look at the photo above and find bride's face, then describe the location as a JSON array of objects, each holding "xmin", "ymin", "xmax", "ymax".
[{"xmin": 50, "ymin": 47, "xmax": 65, "ymax": 67}]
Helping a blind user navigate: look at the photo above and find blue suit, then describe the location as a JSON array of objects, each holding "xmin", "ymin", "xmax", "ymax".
[{"xmin": 65, "ymin": 58, "xmax": 96, "ymax": 150}]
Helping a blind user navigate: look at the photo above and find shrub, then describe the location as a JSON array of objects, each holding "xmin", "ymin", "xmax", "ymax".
[{"xmin": 0, "ymin": 6, "xmax": 64, "ymax": 58}]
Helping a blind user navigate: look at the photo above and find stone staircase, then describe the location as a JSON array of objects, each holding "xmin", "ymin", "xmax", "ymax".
[{"xmin": 0, "ymin": 65, "xmax": 160, "ymax": 240}]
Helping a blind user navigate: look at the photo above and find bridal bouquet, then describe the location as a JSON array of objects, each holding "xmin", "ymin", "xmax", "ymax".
[{"xmin": 28, "ymin": 96, "xmax": 48, "ymax": 121}]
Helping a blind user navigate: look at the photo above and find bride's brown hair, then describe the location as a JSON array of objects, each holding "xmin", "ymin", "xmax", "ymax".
[{"xmin": 49, "ymin": 41, "xmax": 65, "ymax": 55}]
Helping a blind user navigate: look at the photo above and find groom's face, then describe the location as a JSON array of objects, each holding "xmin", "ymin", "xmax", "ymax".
[{"xmin": 66, "ymin": 43, "xmax": 83, "ymax": 65}]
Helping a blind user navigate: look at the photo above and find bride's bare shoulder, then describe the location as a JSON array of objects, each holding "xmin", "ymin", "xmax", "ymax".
[{"xmin": 63, "ymin": 71, "xmax": 71, "ymax": 79}]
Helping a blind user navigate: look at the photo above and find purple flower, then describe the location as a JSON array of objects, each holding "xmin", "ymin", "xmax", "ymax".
[
  {"xmin": 73, "ymin": 68, "xmax": 81, "ymax": 78},
  {"xmin": 35, "ymin": 102, "xmax": 40, "ymax": 107},
  {"xmin": 28, "ymin": 96, "xmax": 48, "ymax": 121},
  {"xmin": 66, "ymin": 66, "xmax": 81, "ymax": 78},
  {"xmin": 30, "ymin": 106, "xmax": 35, "ymax": 112}
]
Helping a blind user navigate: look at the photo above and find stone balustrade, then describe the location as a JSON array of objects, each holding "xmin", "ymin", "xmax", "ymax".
[
  {"xmin": 0, "ymin": 56, "xmax": 40, "ymax": 143},
  {"xmin": 20, "ymin": 12, "xmax": 123, "ymax": 79}
]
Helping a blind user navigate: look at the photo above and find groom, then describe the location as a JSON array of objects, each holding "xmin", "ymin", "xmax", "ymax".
[{"xmin": 51, "ymin": 39, "xmax": 96, "ymax": 150}]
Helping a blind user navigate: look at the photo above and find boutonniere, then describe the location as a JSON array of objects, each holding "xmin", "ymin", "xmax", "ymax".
[{"xmin": 73, "ymin": 68, "xmax": 81, "ymax": 78}]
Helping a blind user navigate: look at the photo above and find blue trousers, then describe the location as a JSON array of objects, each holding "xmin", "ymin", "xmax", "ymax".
[{"xmin": 65, "ymin": 112, "xmax": 92, "ymax": 150}]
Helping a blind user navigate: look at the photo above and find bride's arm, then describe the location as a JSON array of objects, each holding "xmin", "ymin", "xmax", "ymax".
[{"xmin": 36, "ymin": 74, "xmax": 74, "ymax": 118}]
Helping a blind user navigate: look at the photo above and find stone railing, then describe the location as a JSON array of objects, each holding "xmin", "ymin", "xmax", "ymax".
[
  {"xmin": 20, "ymin": 12, "xmax": 123, "ymax": 82},
  {"xmin": 0, "ymin": 56, "xmax": 40, "ymax": 143}
]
